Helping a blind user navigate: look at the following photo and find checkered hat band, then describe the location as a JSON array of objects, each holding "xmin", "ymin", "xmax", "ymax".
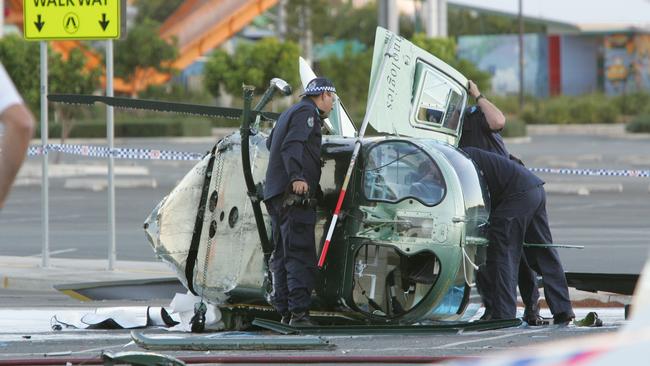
[{"xmin": 304, "ymin": 86, "xmax": 336, "ymax": 94}]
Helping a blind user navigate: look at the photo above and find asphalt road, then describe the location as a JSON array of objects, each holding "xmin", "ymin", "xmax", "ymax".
[
  {"xmin": 0, "ymin": 288, "xmax": 624, "ymax": 364},
  {"xmin": 1, "ymin": 131, "xmax": 649, "ymax": 274}
]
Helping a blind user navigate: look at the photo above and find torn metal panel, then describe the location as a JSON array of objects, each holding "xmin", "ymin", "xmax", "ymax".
[
  {"xmin": 144, "ymin": 133, "xmax": 269, "ymax": 301},
  {"xmin": 54, "ymin": 278, "xmax": 184, "ymax": 301},
  {"xmin": 252, "ymin": 318, "xmax": 523, "ymax": 335},
  {"xmin": 52, "ymin": 307, "xmax": 178, "ymax": 330},
  {"xmin": 131, "ymin": 331, "xmax": 333, "ymax": 351},
  {"xmin": 102, "ymin": 351, "xmax": 186, "ymax": 366}
]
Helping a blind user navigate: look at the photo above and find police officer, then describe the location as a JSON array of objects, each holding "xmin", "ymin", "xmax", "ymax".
[
  {"xmin": 263, "ymin": 77, "xmax": 336, "ymax": 326},
  {"xmin": 463, "ymin": 147, "xmax": 575, "ymax": 324},
  {"xmin": 459, "ymin": 80, "xmax": 542, "ymax": 325}
]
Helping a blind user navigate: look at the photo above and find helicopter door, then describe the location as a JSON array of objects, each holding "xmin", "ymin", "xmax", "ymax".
[{"xmin": 365, "ymin": 27, "xmax": 468, "ymax": 146}]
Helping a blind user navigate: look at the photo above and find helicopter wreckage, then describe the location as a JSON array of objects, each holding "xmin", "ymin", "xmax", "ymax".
[
  {"xmin": 48, "ymin": 28, "xmax": 629, "ymax": 335},
  {"xmin": 141, "ymin": 27, "xmax": 490, "ymax": 329}
]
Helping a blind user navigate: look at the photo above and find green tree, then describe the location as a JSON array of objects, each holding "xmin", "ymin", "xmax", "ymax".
[
  {"xmin": 282, "ymin": 0, "xmax": 383, "ymax": 47},
  {"xmin": 0, "ymin": 35, "xmax": 100, "ymax": 144},
  {"xmin": 134, "ymin": 0, "xmax": 183, "ymax": 23},
  {"xmin": 0, "ymin": 35, "xmax": 100, "ymax": 111},
  {"xmin": 204, "ymin": 38, "xmax": 300, "ymax": 99},
  {"xmin": 447, "ymin": 6, "xmax": 546, "ymax": 36},
  {"xmin": 325, "ymin": 1, "xmax": 378, "ymax": 46},
  {"xmin": 49, "ymin": 49, "xmax": 101, "ymax": 143},
  {"xmin": 283, "ymin": 0, "xmax": 332, "ymax": 44},
  {"xmin": 318, "ymin": 47, "xmax": 373, "ymax": 122},
  {"xmin": 0, "ymin": 35, "xmax": 40, "ymax": 111},
  {"xmin": 114, "ymin": 18, "xmax": 178, "ymax": 95},
  {"xmin": 410, "ymin": 33, "xmax": 456, "ymax": 61}
]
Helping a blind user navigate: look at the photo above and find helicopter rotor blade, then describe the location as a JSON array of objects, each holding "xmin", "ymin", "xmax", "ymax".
[{"xmin": 48, "ymin": 94, "xmax": 281, "ymax": 121}]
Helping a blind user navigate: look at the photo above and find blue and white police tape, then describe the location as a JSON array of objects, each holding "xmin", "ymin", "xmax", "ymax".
[
  {"xmin": 529, "ymin": 167, "xmax": 650, "ymax": 178},
  {"xmin": 26, "ymin": 144, "xmax": 650, "ymax": 177},
  {"xmin": 27, "ymin": 144, "xmax": 205, "ymax": 161}
]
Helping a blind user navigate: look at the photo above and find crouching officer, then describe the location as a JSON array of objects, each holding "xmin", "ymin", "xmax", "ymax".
[
  {"xmin": 263, "ymin": 77, "xmax": 336, "ymax": 326},
  {"xmin": 460, "ymin": 80, "xmax": 542, "ymax": 325},
  {"xmin": 463, "ymin": 147, "xmax": 575, "ymax": 324}
]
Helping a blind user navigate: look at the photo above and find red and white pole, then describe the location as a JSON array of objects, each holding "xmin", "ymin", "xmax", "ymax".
[{"xmin": 318, "ymin": 34, "xmax": 397, "ymax": 268}]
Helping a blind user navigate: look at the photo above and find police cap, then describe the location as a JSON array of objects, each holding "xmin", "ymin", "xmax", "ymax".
[{"xmin": 300, "ymin": 77, "xmax": 336, "ymax": 96}]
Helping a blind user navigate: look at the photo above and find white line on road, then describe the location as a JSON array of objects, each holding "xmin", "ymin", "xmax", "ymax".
[
  {"xmin": 28, "ymin": 248, "xmax": 77, "ymax": 257},
  {"xmin": 550, "ymin": 201, "xmax": 621, "ymax": 211},
  {"xmin": 0, "ymin": 214, "xmax": 83, "ymax": 224},
  {"xmin": 431, "ymin": 328, "xmax": 548, "ymax": 349}
]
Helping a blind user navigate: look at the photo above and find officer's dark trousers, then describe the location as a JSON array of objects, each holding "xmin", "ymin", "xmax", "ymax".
[
  {"xmin": 476, "ymin": 252, "xmax": 540, "ymax": 316},
  {"xmin": 265, "ymin": 196, "xmax": 317, "ymax": 314},
  {"xmin": 486, "ymin": 186, "xmax": 573, "ymax": 319}
]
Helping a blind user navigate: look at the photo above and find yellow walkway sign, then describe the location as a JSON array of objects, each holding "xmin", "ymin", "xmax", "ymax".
[{"xmin": 23, "ymin": 0, "xmax": 125, "ymax": 40}]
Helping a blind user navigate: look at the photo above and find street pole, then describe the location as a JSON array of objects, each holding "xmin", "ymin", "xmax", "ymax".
[
  {"xmin": 106, "ymin": 40, "xmax": 116, "ymax": 270},
  {"xmin": 518, "ymin": 0, "xmax": 524, "ymax": 111},
  {"xmin": 277, "ymin": 0, "xmax": 286, "ymax": 41},
  {"xmin": 299, "ymin": 3, "xmax": 313, "ymax": 66},
  {"xmin": 40, "ymin": 41, "xmax": 50, "ymax": 268},
  {"xmin": 0, "ymin": 0, "xmax": 4, "ymax": 38},
  {"xmin": 379, "ymin": 0, "xmax": 399, "ymax": 34}
]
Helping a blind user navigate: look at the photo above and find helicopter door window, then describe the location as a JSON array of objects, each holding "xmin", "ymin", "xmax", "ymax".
[
  {"xmin": 364, "ymin": 141, "xmax": 446, "ymax": 206},
  {"xmin": 413, "ymin": 62, "xmax": 466, "ymax": 133}
]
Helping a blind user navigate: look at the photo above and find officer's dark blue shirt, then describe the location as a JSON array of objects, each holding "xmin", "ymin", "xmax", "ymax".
[
  {"xmin": 463, "ymin": 147, "xmax": 543, "ymax": 208},
  {"xmin": 459, "ymin": 105, "xmax": 509, "ymax": 158},
  {"xmin": 264, "ymin": 97, "xmax": 323, "ymax": 201}
]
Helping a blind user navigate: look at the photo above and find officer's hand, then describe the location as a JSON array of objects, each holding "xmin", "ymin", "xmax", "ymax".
[
  {"xmin": 468, "ymin": 80, "xmax": 480, "ymax": 99},
  {"xmin": 292, "ymin": 180, "xmax": 309, "ymax": 195}
]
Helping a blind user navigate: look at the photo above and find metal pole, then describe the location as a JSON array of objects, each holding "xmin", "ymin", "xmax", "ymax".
[
  {"xmin": 425, "ymin": 0, "xmax": 435, "ymax": 37},
  {"xmin": 277, "ymin": 0, "xmax": 286, "ymax": 41},
  {"xmin": 299, "ymin": 3, "xmax": 313, "ymax": 66},
  {"xmin": 379, "ymin": 0, "xmax": 398, "ymax": 34},
  {"xmin": 106, "ymin": 40, "xmax": 116, "ymax": 270},
  {"xmin": 0, "ymin": 0, "xmax": 4, "ymax": 38},
  {"xmin": 518, "ymin": 0, "xmax": 524, "ymax": 111},
  {"xmin": 438, "ymin": 0, "xmax": 447, "ymax": 37},
  {"xmin": 387, "ymin": 0, "xmax": 398, "ymax": 33},
  {"xmin": 40, "ymin": 41, "xmax": 49, "ymax": 268}
]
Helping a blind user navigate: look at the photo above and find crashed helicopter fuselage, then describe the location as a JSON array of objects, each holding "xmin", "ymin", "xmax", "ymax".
[{"xmin": 144, "ymin": 27, "xmax": 490, "ymax": 324}]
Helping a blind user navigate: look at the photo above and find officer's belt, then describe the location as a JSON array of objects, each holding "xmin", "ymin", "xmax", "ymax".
[{"xmin": 282, "ymin": 193, "xmax": 318, "ymax": 209}]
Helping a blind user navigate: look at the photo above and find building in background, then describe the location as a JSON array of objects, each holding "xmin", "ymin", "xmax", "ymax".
[
  {"xmin": 450, "ymin": 3, "xmax": 650, "ymax": 97},
  {"xmin": 457, "ymin": 26, "xmax": 650, "ymax": 97}
]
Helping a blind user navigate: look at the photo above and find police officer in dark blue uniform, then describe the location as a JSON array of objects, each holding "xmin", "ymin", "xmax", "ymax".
[
  {"xmin": 463, "ymin": 147, "xmax": 575, "ymax": 324},
  {"xmin": 263, "ymin": 77, "xmax": 336, "ymax": 326},
  {"xmin": 459, "ymin": 80, "xmax": 542, "ymax": 325}
]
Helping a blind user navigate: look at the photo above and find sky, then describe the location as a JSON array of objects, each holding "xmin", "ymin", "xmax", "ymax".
[{"xmin": 452, "ymin": 0, "xmax": 650, "ymax": 26}]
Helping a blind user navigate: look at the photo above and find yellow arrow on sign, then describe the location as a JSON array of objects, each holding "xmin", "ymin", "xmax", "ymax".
[{"xmin": 23, "ymin": 0, "xmax": 124, "ymax": 40}]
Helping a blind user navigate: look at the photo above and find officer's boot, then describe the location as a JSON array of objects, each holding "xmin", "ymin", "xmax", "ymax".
[
  {"xmin": 289, "ymin": 311, "xmax": 316, "ymax": 327},
  {"xmin": 523, "ymin": 306, "xmax": 549, "ymax": 326},
  {"xmin": 553, "ymin": 312, "xmax": 575, "ymax": 326}
]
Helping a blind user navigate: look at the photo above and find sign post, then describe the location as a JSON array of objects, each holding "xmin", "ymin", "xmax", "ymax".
[
  {"xmin": 24, "ymin": 0, "xmax": 125, "ymax": 270},
  {"xmin": 40, "ymin": 41, "xmax": 49, "ymax": 268},
  {"xmin": 106, "ymin": 39, "xmax": 115, "ymax": 270}
]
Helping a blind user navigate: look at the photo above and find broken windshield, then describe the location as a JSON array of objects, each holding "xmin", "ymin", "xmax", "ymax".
[{"xmin": 363, "ymin": 141, "xmax": 446, "ymax": 206}]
